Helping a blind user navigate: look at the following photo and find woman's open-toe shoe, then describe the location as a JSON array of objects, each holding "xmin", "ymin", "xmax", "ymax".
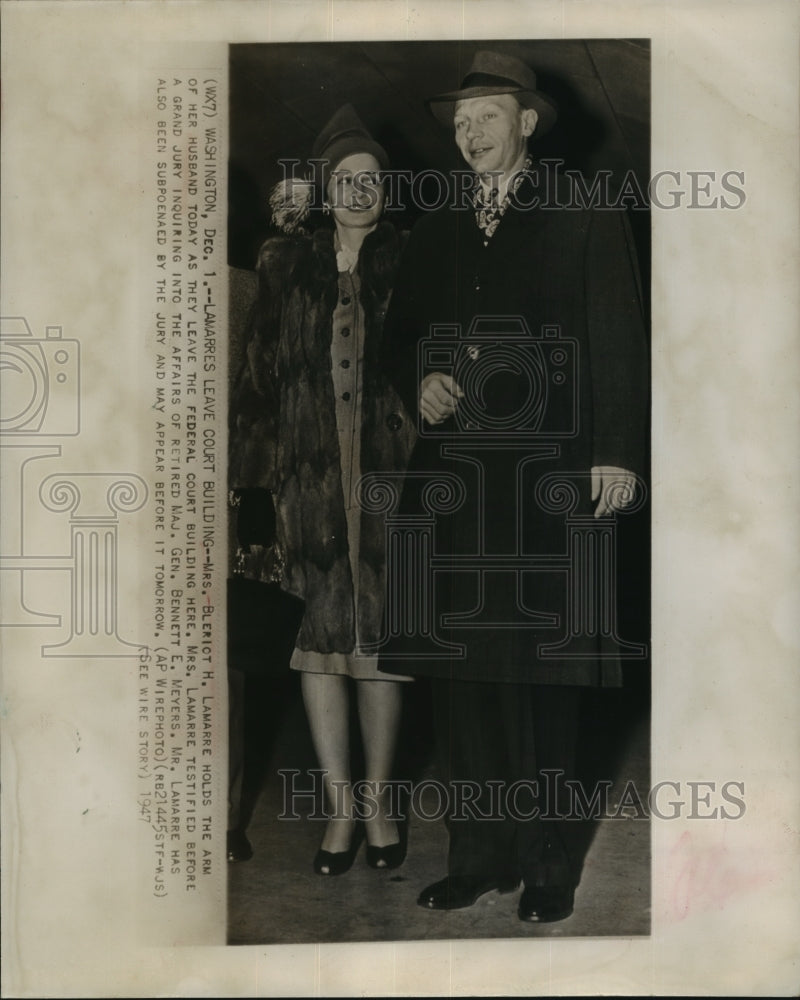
[
  {"xmin": 365, "ymin": 819, "xmax": 408, "ymax": 871},
  {"xmin": 313, "ymin": 823, "xmax": 364, "ymax": 876}
]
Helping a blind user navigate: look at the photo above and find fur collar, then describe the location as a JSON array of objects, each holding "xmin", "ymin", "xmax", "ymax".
[{"xmin": 306, "ymin": 221, "xmax": 401, "ymax": 300}]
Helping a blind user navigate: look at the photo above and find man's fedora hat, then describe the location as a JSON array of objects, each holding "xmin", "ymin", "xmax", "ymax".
[
  {"xmin": 311, "ymin": 103, "xmax": 389, "ymax": 190},
  {"xmin": 426, "ymin": 50, "xmax": 558, "ymax": 137}
]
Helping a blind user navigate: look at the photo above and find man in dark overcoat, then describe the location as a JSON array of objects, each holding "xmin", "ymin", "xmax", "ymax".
[{"xmin": 380, "ymin": 51, "xmax": 648, "ymax": 923}]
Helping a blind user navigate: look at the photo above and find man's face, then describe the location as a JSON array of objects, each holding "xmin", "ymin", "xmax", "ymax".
[
  {"xmin": 326, "ymin": 152, "xmax": 385, "ymax": 229},
  {"xmin": 453, "ymin": 94, "xmax": 537, "ymax": 176}
]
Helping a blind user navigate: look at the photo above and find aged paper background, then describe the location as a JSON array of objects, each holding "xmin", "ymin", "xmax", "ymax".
[{"xmin": 1, "ymin": 0, "xmax": 798, "ymax": 996}]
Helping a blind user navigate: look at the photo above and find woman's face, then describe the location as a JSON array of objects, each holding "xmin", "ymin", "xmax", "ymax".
[{"xmin": 326, "ymin": 152, "xmax": 385, "ymax": 230}]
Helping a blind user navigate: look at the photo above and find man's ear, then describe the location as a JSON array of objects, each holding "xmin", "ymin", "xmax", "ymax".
[{"xmin": 521, "ymin": 107, "xmax": 538, "ymax": 138}]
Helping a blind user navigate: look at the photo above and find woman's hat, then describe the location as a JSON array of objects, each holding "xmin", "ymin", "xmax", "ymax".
[
  {"xmin": 269, "ymin": 104, "xmax": 388, "ymax": 234},
  {"xmin": 312, "ymin": 103, "xmax": 389, "ymax": 191},
  {"xmin": 426, "ymin": 50, "xmax": 558, "ymax": 137}
]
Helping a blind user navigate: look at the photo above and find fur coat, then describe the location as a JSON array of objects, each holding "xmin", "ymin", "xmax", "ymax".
[{"xmin": 229, "ymin": 221, "xmax": 416, "ymax": 653}]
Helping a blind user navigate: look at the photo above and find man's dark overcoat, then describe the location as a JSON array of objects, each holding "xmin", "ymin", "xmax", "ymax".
[{"xmin": 380, "ymin": 167, "xmax": 648, "ymax": 685}]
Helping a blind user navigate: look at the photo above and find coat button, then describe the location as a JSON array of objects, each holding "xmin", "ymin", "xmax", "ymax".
[
  {"xmin": 386, "ymin": 412, "xmax": 403, "ymax": 432},
  {"xmin": 342, "ymin": 392, "xmax": 351, "ymax": 401},
  {"xmin": 340, "ymin": 359, "xmax": 350, "ymax": 369},
  {"xmin": 340, "ymin": 326, "xmax": 351, "ymax": 337},
  {"xmin": 341, "ymin": 295, "xmax": 351, "ymax": 305}
]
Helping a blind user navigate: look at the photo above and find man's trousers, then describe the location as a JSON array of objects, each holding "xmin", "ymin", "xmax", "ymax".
[{"xmin": 430, "ymin": 678, "xmax": 580, "ymax": 888}]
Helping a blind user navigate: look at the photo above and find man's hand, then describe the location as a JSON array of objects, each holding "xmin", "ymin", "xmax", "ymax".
[
  {"xmin": 591, "ymin": 466, "xmax": 637, "ymax": 518},
  {"xmin": 420, "ymin": 372, "xmax": 464, "ymax": 425}
]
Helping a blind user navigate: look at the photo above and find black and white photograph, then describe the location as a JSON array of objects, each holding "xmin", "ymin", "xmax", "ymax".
[
  {"xmin": 225, "ymin": 39, "xmax": 652, "ymax": 945},
  {"xmin": 1, "ymin": 1, "xmax": 798, "ymax": 996}
]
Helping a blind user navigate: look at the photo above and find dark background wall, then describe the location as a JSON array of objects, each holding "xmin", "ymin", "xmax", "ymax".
[
  {"xmin": 229, "ymin": 39, "xmax": 650, "ymax": 276},
  {"xmin": 228, "ymin": 39, "xmax": 651, "ymax": 682}
]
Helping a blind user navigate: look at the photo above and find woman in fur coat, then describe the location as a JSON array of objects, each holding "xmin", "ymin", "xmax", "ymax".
[{"xmin": 229, "ymin": 106, "xmax": 416, "ymax": 874}]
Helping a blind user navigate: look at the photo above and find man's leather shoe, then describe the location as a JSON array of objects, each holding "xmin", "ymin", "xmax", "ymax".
[
  {"xmin": 518, "ymin": 885, "xmax": 574, "ymax": 923},
  {"xmin": 418, "ymin": 873, "xmax": 519, "ymax": 910}
]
